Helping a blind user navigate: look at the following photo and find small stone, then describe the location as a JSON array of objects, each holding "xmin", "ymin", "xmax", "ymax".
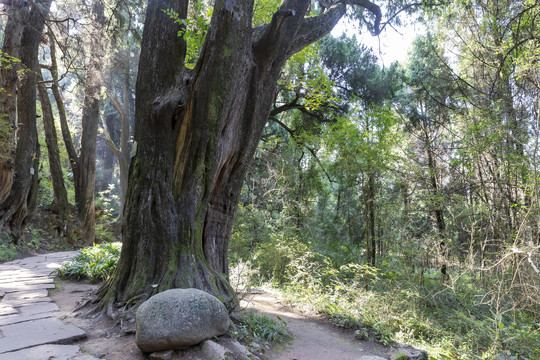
[
  {"xmin": 149, "ymin": 350, "xmax": 175, "ymax": 360},
  {"xmin": 225, "ymin": 339, "xmax": 259, "ymax": 360},
  {"xmin": 94, "ymin": 329, "xmax": 108, "ymax": 338},
  {"xmin": 390, "ymin": 346, "xmax": 428, "ymax": 360},
  {"xmin": 200, "ymin": 340, "xmax": 234, "ymax": 360},
  {"xmin": 390, "ymin": 352, "xmax": 408, "ymax": 360}
]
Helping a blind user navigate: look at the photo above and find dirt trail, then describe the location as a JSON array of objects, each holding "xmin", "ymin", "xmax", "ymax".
[
  {"xmin": 241, "ymin": 291, "xmax": 390, "ymax": 360},
  {"xmin": 51, "ymin": 280, "xmax": 393, "ymax": 360}
]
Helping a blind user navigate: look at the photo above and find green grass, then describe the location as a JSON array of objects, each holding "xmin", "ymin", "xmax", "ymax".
[
  {"xmin": 56, "ymin": 242, "xmax": 121, "ymax": 282},
  {"xmin": 230, "ymin": 311, "xmax": 291, "ymax": 343},
  {"xmin": 0, "ymin": 243, "xmax": 18, "ymax": 262}
]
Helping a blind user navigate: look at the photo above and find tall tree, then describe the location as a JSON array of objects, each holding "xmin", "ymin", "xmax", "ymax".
[
  {"xmin": 400, "ymin": 34, "xmax": 459, "ymax": 278},
  {"xmin": 76, "ymin": 0, "xmax": 106, "ymax": 244},
  {"xmin": 37, "ymin": 72, "xmax": 70, "ymax": 234},
  {"xmin": 45, "ymin": 1, "xmax": 106, "ymax": 244},
  {"xmin": 99, "ymin": 0, "xmax": 417, "ymax": 310},
  {"xmin": 0, "ymin": 0, "xmax": 52, "ymax": 241}
]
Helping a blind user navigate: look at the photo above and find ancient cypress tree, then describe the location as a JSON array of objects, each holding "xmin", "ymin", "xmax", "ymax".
[{"xmin": 100, "ymin": 0, "xmax": 392, "ymax": 311}]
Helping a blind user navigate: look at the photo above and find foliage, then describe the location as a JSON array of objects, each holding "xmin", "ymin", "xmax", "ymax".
[
  {"xmin": 56, "ymin": 242, "xmax": 121, "ymax": 282},
  {"xmin": 230, "ymin": 310, "xmax": 291, "ymax": 343},
  {"xmin": 163, "ymin": 2, "xmax": 212, "ymax": 69},
  {"xmin": 0, "ymin": 49, "xmax": 22, "ymax": 70},
  {"xmin": 252, "ymin": 0, "xmax": 281, "ymax": 26},
  {"xmin": 230, "ymin": 19, "xmax": 540, "ymax": 357},
  {"xmin": 0, "ymin": 232, "xmax": 18, "ymax": 262}
]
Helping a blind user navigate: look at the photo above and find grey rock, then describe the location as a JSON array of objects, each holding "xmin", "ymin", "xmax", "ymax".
[
  {"xmin": 200, "ymin": 340, "xmax": 234, "ymax": 360},
  {"xmin": 149, "ymin": 350, "xmax": 176, "ymax": 360},
  {"xmin": 390, "ymin": 346, "xmax": 428, "ymax": 360},
  {"xmin": 224, "ymin": 339, "xmax": 259, "ymax": 360},
  {"xmin": 358, "ymin": 357, "xmax": 387, "ymax": 360},
  {"xmin": 136, "ymin": 288, "xmax": 230, "ymax": 353}
]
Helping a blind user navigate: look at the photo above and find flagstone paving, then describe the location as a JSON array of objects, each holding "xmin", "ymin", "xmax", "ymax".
[{"xmin": 0, "ymin": 252, "xmax": 99, "ymax": 359}]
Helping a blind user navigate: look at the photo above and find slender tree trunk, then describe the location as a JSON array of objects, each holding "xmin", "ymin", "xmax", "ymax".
[
  {"xmin": 49, "ymin": 30, "xmax": 79, "ymax": 184},
  {"xmin": 37, "ymin": 72, "xmax": 69, "ymax": 232},
  {"xmin": 97, "ymin": 116, "xmax": 116, "ymax": 193},
  {"xmin": 75, "ymin": 0, "xmax": 106, "ymax": 244},
  {"xmin": 0, "ymin": 0, "xmax": 52, "ymax": 242},
  {"xmin": 119, "ymin": 59, "xmax": 131, "ymax": 213},
  {"xmin": 368, "ymin": 172, "xmax": 376, "ymax": 266},
  {"xmin": 104, "ymin": 87, "xmax": 130, "ymax": 220},
  {"xmin": 426, "ymin": 144, "xmax": 445, "ymax": 235},
  {"xmin": 99, "ymin": 0, "xmax": 346, "ymax": 310},
  {"xmin": 47, "ymin": 4, "xmax": 105, "ymax": 244}
]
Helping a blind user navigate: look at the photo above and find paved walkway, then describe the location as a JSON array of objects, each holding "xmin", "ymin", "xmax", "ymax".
[{"xmin": 0, "ymin": 252, "xmax": 99, "ymax": 360}]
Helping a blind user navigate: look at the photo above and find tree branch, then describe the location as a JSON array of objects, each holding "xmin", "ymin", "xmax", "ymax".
[
  {"xmin": 270, "ymin": 116, "xmax": 334, "ymax": 183},
  {"xmin": 253, "ymin": 0, "xmax": 312, "ymax": 65},
  {"xmin": 344, "ymin": 0, "xmax": 382, "ymax": 35},
  {"xmin": 288, "ymin": 3, "xmax": 346, "ymax": 58}
]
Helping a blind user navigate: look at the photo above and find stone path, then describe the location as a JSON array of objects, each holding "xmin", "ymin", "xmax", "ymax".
[{"xmin": 0, "ymin": 252, "xmax": 99, "ymax": 360}]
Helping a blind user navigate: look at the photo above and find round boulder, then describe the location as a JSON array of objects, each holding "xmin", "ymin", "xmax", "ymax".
[{"xmin": 136, "ymin": 288, "xmax": 230, "ymax": 352}]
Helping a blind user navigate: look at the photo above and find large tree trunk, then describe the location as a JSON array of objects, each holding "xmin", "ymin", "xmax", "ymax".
[
  {"xmin": 0, "ymin": 0, "xmax": 52, "ymax": 242},
  {"xmin": 99, "ymin": 0, "xmax": 376, "ymax": 311},
  {"xmin": 37, "ymin": 72, "xmax": 69, "ymax": 232}
]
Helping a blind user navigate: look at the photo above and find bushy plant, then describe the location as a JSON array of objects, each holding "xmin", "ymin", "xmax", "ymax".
[
  {"xmin": 0, "ymin": 239, "xmax": 17, "ymax": 262},
  {"xmin": 231, "ymin": 311, "xmax": 291, "ymax": 343},
  {"xmin": 253, "ymin": 235, "xmax": 311, "ymax": 285},
  {"xmin": 56, "ymin": 242, "xmax": 121, "ymax": 282}
]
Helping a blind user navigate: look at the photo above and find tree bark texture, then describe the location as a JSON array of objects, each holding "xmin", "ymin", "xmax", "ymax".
[
  {"xmin": 48, "ymin": 30, "xmax": 79, "ymax": 185},
  {"xmin": 37, "ymin": 72, "xmax": 69, "ymax": 232},
  {"xmin": 100, "ymin": 0, "xmax": 383, "ymax": 309},
  {"xmin": 0, "ymin": 0, "xmax": 52, "ymax": 242},
  {"xmin": 104, "ymin": 86, "xmax": 130, "ymax": 219},
  {"xmin": 75, "ymin": 0, "xmax": 106, "ymax": 244},
  {"xmin": 97, "ymin": 115, "xmax": 116, "ymax": 193}
]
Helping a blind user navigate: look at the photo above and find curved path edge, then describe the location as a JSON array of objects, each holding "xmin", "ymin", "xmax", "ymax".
[{"xmin": 0, "ymin": 251, "xmax": 99, "ymax": 360}]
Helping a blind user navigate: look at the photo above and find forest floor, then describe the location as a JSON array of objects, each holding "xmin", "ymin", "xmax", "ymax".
[{"xmin": 50, "ymin": 278, "xmax": 399, "ymax": 360}]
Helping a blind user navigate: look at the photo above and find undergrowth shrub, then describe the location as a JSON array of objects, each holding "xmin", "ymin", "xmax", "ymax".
[
  {"xmin": 0, "ymin": 237, "xmax": 17, "ymax": 262},
  {"xmin": 230, "ymin": 311, "xmax": 291, "ymax": 343},
  {"xmin": 253, "ymin": 235, "xmax": 310, "ymax": 284},
  {"xmin": 56, "ymin": 242, "xmax": 121, "ymax": 282}
]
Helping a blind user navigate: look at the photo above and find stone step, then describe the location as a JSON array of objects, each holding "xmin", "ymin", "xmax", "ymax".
[
  {"xmin": 0, "ymin": 303, "xmax": 59, "ymax": 326},
  {"xmin": 0, "ymin": 309, "xmax": 86, "ymax": 354},
  {"xmin": 0, "ymin": 344, "xmax": 99, "ymax": 360}
]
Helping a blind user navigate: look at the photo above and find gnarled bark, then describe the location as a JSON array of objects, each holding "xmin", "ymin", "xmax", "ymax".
[
  {"xmin": 100, "ymin": 0, "xmax": 385, "ymax": 309},
  {"xmin": 0, "ymin": 0, "xmax": 52, "ymax": 242}
]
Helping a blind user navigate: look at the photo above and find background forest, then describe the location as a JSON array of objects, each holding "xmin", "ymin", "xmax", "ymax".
[{"xmin": 1, "ymin": 0, "xmax": 539, "ymax": 359}]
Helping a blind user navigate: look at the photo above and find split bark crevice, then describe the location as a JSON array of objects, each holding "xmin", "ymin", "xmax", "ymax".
[{"xmin": 99, "ymin": 0, "xmax": 385, "ymax": 309}]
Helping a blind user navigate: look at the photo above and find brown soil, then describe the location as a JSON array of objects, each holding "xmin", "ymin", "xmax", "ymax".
[
  {"xmin": 239, "ymin": 291, "xmax": 391, "ymax": 360},
  {"xmin": 50, "ymin": 279, "xmax": 392, "ymax": 360}
]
